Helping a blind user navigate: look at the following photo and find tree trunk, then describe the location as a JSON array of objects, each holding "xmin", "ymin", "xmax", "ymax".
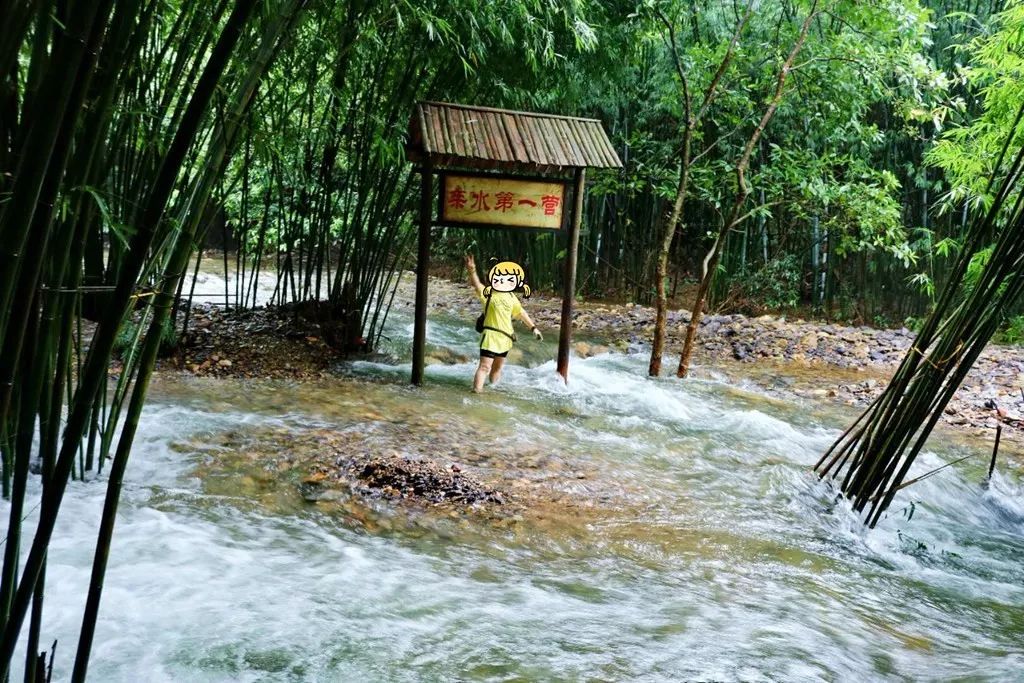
[
  {"xmin": 647, "ymin": 2, "xmax": 753, "ymax": 376},
  {"xmin": 677, "ymin": 0, "xmax": 823, "ymax": 378},
  {"xmin": 649, "ymin": 137, "xmax": 690, "ymax": 376}
]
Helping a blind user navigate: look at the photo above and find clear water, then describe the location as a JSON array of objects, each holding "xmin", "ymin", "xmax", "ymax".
[{"xmin": 6, "ymin": 309, "xmax": 1024, "ymax": 681}]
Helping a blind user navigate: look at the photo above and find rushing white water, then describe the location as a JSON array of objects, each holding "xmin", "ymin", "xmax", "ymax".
[{"xmin": 5, "ymin": 311, "xmax": 1024, "ymax": 681}]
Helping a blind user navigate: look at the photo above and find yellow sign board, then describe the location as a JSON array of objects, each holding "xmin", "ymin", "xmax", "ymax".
[{"xmin": 439, "ymin": 174, "xmax": 565, "ymax": 230}]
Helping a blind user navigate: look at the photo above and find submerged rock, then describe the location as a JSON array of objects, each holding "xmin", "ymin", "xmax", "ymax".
[
  {"xmin": 424, "ymin": 347, "xmax": 471, "ymax": 366},
  {"xmin": 342, "ymin": 455, "xmax": 503, "ymax": 506}
]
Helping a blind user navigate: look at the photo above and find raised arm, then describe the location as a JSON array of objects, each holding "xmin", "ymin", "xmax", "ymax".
[{"xmin": 465, "ymin": 254, "xmax": 484, "ymax": 297}]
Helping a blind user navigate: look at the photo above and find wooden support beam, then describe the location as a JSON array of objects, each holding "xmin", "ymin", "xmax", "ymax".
[
  {"xmin": 411, "ymin": 165, "xmax": 432, "ymax": 385},
  {"xmin": 557, "ymin": 168, "xmax": 585, "ymax": 383}
]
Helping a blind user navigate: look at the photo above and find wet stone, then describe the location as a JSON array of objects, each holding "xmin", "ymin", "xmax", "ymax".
[{"xmin": 341, "ymin": 455, "xmax": 503, "ymax": 506}]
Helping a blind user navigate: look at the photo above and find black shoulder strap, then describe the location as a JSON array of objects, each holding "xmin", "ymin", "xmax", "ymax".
[{"xmin": 483, "ymin": 325, "xmax": 516, "ymax": 341}]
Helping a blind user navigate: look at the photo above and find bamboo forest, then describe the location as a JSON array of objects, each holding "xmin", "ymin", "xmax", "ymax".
[{"xmin": 3, "ymin": 0, "xmax": 1024, "ymax": 679}]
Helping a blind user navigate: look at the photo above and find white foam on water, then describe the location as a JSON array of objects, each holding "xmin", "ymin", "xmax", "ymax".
[{"xmin": 10, "ymin": 311, "xmax": 1022, "ymax": 680}]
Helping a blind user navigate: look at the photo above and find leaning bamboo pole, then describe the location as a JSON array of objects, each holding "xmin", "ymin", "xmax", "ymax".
[{"xmin": 816, "ymin": 105, "xmax": 1024, "ymax": 527}]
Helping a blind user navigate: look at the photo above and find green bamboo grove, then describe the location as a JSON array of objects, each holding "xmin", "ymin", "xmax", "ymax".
[
  {"xmin": 1, "ymin": 0, "xmax": 1023, "ymax": 676},
  {"xmin": 447, "ymin": 0, "xmax": 1012, "ymax": 325},
  {"xmin": 0, "ymin": 1, "xmax": 308, "ymax": 677},
  {"xmin": 0, "ymin": 0, "xmax": 595, "ymax": 676}
]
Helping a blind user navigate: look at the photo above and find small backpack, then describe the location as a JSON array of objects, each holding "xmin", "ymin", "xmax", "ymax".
[{"xmin": 475, "ymin": 293, "xmax": 490, "ymax": 333}]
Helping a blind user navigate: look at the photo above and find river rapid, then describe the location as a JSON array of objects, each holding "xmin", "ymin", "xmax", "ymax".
[{"xmin": 6, "ymin": 310, "xmax": 1024, "ymax": 681}]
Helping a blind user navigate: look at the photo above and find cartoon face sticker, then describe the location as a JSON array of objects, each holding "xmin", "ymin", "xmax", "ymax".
[
  {"xmin": 490, "ymin": 272, "xmax": 518, "ymax": 292},
  {"xmin": 487, "ymin": 261, "xmax": 527, "ymax": 293}
]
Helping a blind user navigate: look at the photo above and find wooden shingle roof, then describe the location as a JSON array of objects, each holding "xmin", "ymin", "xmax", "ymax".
[{"xmin": 406, "ymin": 101, "xmax": 622, "ymax": 172}]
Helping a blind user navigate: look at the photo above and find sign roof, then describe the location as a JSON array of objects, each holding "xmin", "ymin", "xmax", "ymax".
[{"xmin": 406, "ymin": 101, "xmax": 623, "ymax": 172}]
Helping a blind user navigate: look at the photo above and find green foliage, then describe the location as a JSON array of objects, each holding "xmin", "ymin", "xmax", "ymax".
[
  {"xmin": 907, "ymin": 272, "xmax": 935, "ymax": 300},
  {"xmin": 964, "ymin": 245, "xmax": 994, "ymax": 291},
  {"xmin": 741, "ymin": 255, "xmax": 802, "ymax": 310},
  {"xmin": 873, "ymin": 313, "xmax": 894, "ymax": 329},
  {"xmin": 927, "ymin": 2, "xmax": 1024, "ymax": 211},
  {"xmin": 763, "ymin": 150, "xmax": 914, "ymax": 265},
  {"xmin": 999, "ymin": 315, "xmax": 1024, "ymax": 345},
  {"xmin": 114, "ymin": 316, "xmax": 178, "ymax": 357},
  {"xmin": 934, "ymin": 236, "xmax": 961, "ymax": 258},
  {"xmin": 903, "ymin": 316, "xmax": 924, "ymax": 332}
]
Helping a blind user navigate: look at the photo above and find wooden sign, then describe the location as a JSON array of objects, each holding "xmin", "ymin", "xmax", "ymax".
[{"xmin": 438, "ymin": 173, "xmax": 566, "ymax": 231}]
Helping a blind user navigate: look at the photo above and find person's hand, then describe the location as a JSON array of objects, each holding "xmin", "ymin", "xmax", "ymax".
[
  {"xmin": 464, "ymin": 253, "xmax": 476, "ymax": 272},
  {"xmin": 532, "ymin": 326, "xmax": 543, "ymax": 341}
]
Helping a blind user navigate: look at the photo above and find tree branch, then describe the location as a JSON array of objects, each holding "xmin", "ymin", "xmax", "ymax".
[{"xmin": 694, "ymin": 0, "xmax": 755, "ymax": 125}]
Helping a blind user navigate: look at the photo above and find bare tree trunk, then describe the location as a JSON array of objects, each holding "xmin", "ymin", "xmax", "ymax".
[
  {"xmin": 677, "ymin": 0, "xmax": 823, "ymax": 378},
  {"xmin": 648, "ymin": 2, "xmax": 752, "ymax": 376},
  {"xmin": 649, "ymin": 143, "xmax": 689, "ymax": 376}
]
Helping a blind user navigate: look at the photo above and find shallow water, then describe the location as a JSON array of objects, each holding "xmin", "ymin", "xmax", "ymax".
[{"xmin": 7, "ymin": 309, "xmax": 1024, "ymax": 681}]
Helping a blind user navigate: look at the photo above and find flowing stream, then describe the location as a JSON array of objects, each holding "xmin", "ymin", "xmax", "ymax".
[{"xmin": 7, "ymin": 308, "xmax": 1024, "ymax": 681}]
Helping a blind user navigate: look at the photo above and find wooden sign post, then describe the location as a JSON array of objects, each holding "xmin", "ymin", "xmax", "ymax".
[
  {"xmin": 411, "ymin": 161, "xmax": 432, "ymax": 386},
  {"xmin": 556, "ymin": 168, "xmax": 585, "ymax": 382},
  {"xmin": 405, "ymin": 102, "xmax": 621, "ymax": 387}
]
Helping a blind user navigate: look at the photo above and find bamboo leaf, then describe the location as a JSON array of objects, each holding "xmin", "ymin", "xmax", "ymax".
[{"xmin": 77, "ymin": 185, "xmax": 137, "ymax": 248}]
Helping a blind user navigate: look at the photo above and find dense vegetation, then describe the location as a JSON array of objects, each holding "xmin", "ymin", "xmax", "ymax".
[
  {"xmin": 1, "ymin": 0, "xmax": 1023, "ymax": 677},
  {"xmin": 201, "ymin": 0, "xmax": 1022, "ymax": 341}
]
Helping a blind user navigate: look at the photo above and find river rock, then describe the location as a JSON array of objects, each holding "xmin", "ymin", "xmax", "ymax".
[
  {"xmin": 572, "ymin": 341, "xmax": 610, "ymax": 358},
  {"xmin": 425, "ymin": 347, "xmax": 470, "ymax": 366},
  {"xmin": 342, "ymin": 454, "xmax": 502, "ymax": 506},
  {"xmin": 800, "ymin": 333, "xmax": 818, "ymax": 348}
]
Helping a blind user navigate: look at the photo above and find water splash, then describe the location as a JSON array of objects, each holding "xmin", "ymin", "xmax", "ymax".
[{"xmin": 5, "ymin": 314, "xmax": 1023, "ymax": 681}]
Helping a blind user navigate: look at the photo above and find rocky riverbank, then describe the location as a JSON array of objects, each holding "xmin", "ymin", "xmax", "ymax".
[{"xmin": 165, "ymin": 272, "xmax": 1024, "ymax": 445}]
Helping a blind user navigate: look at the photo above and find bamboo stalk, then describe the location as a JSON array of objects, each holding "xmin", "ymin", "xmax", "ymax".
[
  {"xmin": 816, "ymin": 114, "xmax": 1024, "ymax": 525},
  {"xmin": 0, "ymin": 1, "xmax": 260, "ymax": 670}
]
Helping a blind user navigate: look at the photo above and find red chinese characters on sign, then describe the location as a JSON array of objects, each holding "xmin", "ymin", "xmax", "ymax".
[
  {"xmin": 540, "ymin": 195, "xmax": 561, "ymax": 216},
  {"xmin": 441, "ymin": 175, "xmax": 565, "ymax": 230},
  {"xmin": 447, "ymin": 186, "xmax": 467, "ymax": 210},
  {"xmin": 470, "ymin": 190, "xmax": 490, "ymax": 211}
]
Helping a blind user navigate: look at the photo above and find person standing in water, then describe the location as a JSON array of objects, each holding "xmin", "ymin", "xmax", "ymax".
[{"xmin": 465, "ymin": 254, "xmax": 542, "ymax": 392}]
